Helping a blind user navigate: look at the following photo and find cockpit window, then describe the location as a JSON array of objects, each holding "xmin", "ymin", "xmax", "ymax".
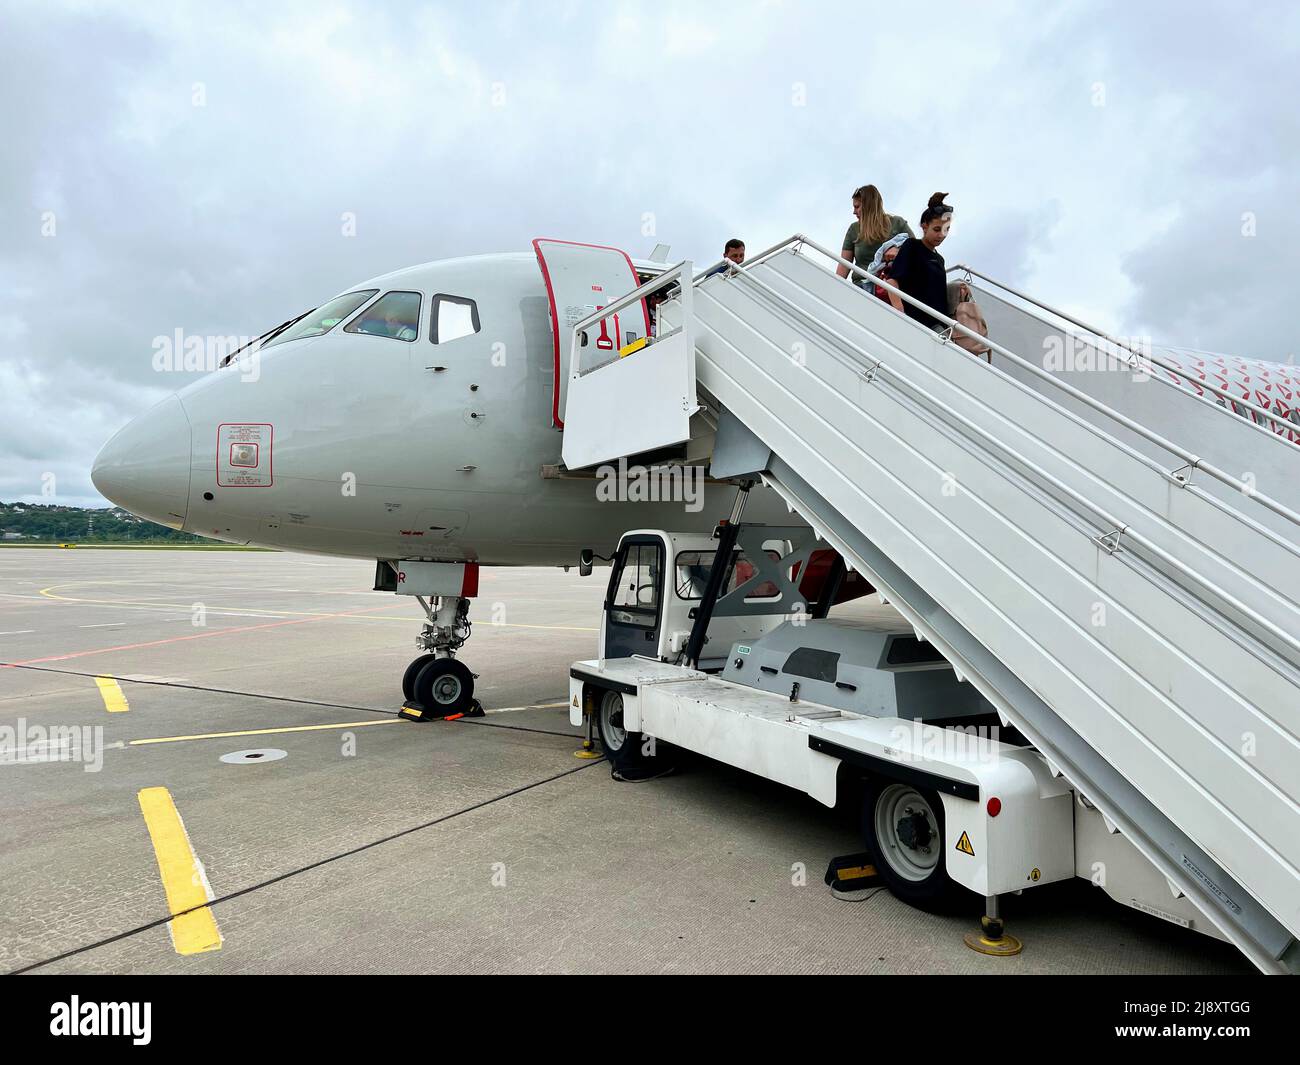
[
  {"xmin": 344, "ymin": 291, "xmax": 421, "ymax": 342},
  {"xmin": 430, "ymin": 294, "xmax": 480, "ymax": 344},
  {"xmin": 263, "ymin": 290, "xmax": 379, "ymax": 348}
]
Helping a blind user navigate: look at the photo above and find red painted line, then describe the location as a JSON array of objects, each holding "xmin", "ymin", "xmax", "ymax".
[{"xmin": 1, "ymin": 605, "xmax": 402, "ymax": 668}]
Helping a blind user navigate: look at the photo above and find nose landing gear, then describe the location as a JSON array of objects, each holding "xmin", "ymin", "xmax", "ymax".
[{"xmin": 399, "ymin": 595, "xmax": 483, "ymax": 720}]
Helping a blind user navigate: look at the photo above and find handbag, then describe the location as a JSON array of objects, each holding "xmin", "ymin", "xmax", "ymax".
[{"xmin": 946, "ymin": 281, "xmax": 992, "ymax": 362}]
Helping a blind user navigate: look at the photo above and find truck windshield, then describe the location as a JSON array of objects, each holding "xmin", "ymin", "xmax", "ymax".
[{"xmin": 263, "ymin": 290, "xmax": 379, "ymax": 348}]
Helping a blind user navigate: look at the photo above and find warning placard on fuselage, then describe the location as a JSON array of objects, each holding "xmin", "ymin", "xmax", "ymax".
[{"xmin": 217, "ymin": 423, "xmax": 273, "ymax": 487}]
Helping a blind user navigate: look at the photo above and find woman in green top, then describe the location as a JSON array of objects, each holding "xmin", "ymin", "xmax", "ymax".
[{"xmin": 836, "ymin": 184, "xmax": 913, "ymax": 280}]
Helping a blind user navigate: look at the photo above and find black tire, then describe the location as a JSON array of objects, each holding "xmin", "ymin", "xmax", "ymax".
[
  {"xmin": 412, "ymin": 658, "xmax": 475, "ymax": 717},
  {"xmin": 860, "ymin": 778, "xmax": 963, "ymax": 911},
  {"xmin": 595, "ymin": 689, "xmax": 649, "ymax": 770},
  {"xmin": 402, "ymin": 654, "xmax": 437, "ymax": 701}
]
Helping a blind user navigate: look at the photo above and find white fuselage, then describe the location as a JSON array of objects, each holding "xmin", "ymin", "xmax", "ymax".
[{"xmin": 92, "ymin": 252, "xmax": 777, "ymax": 563}]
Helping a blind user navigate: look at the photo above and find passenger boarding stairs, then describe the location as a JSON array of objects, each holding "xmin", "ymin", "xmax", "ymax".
[{"xmin": 559, "ymin": 237, "xmax": 1300, "ymax": 973}]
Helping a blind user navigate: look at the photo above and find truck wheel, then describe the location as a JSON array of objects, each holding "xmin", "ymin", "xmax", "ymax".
[
  {"xmin": 861, "ymin": 779, "xmax": 961, "ymax": 910},
  {"xmin": 596, "ymin": 689, "xmax": 646, "ymax": 769}
]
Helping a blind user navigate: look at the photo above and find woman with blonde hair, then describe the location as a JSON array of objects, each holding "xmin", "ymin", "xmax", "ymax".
[{"xmin": 836, "ymin": 184, "xmax": 913, "ymax": 279}]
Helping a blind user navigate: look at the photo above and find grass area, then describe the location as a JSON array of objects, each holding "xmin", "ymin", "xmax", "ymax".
[{"xmin": 0, "ymin": 542, "xmax": 273, "ymax": 551}]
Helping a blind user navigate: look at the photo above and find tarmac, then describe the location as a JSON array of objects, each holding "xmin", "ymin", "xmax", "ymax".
[{"xmin": 0, "ymin": 548, "xmax": 1252, "ymax": 974}]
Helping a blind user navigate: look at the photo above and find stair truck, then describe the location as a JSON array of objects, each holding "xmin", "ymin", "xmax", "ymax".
[{"xmin": 542, "ymin": 239, "xmax": 1300, "ymax": 972}]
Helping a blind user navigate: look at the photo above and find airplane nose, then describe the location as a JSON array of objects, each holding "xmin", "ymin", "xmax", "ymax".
[{"xmin": 91, "ymin": 394, "xmax": 193, "ymax": 530}]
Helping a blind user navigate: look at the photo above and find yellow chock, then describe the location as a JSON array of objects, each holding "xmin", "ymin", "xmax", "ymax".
[
  {"xmin": 964, "ymin": 914, "xmax": 1023, "ymax": 957},
  {"xmin": 398, "ymin": 702, "xmax": 428, "ymax": 722},
  {"xmin": 823, "ymin": 852, "xmax": 881, "ymax": 898}
]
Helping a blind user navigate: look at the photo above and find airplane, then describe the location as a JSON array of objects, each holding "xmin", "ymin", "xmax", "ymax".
[
  {"xmin": 88, "ymin": 240, "xmax": 820, "ymax": 717},
  {"xmin": 91, "ymin": 237, "xmax": 1300, "ymax": 717}
]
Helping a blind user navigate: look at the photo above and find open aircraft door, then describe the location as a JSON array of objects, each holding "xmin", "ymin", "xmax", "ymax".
[
  {"xmin": 533, "ymin": 238, "xmax": 650, "ymax": 430},
  {"xmin": 534, "ymin": 239, "xmax": 699, "ymax": 470}
]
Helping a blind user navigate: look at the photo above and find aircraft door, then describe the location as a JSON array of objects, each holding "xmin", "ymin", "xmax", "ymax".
[
  {"xmin": 601, "ymin": 535, "xmax": 665, "ymax": 659},
  {"xmin": 532, "ymin": 238, "xmax": 649, "ymax": 428}
]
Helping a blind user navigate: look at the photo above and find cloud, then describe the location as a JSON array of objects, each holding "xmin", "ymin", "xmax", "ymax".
[{"xmin": 1, "ymin": 0, "xmax": 1296, "ymax": 505}]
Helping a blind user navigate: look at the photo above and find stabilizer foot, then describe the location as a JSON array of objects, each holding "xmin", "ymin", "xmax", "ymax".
[
  {"xmin": 963, "ymin": 913, "xmax": 1023, "ymax": 957},
  {"xmin": 575, "ymin": 696, "xmax": 602, "ymax": 758}
]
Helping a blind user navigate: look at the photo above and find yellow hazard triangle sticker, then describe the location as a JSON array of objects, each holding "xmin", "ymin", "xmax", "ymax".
[
  {"xmin": 955, "ymin": 831, "xmax": 975, "ymax": 856},
  {"xmin": 572, "ymin": 695, "xmax": 580, "ymax": 707}
]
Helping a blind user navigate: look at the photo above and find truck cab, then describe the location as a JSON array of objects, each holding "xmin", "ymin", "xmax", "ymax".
[{"xmin": 600, "ymin": 528, "xmax": 795, "ymax": 669}]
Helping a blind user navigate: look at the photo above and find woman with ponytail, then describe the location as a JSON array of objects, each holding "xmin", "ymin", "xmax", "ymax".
[
  {"xmin": 888, "ymin": 192, "xmax": 954, "ymax": 330},
  {"xmin": 837, "ymin": 184, "xmax": 912, "ymax": 279}
]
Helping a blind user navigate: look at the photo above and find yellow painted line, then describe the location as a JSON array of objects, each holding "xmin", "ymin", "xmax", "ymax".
[
  {"xmin": 129, "ymin": 718, "xmax": 400, "ymax": 746},
  {"xmin": 94, "ymin": 676, "xmax": 130, "ymax": 713},
  {"xmin": 137, "ymin": 787, "xmax": 223, "ymax": 955}
]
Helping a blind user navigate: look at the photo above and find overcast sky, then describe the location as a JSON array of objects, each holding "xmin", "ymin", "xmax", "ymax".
[{"xmin": 2, "ymin": 0, "xmax": 1296, "ymax": 506}]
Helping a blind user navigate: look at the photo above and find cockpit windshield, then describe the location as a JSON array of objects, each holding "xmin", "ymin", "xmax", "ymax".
[
  {"xmin": 345, "ymin": 291, "xmax": 422, "ymax": 341},
  {"xmin": 263, "ymin": 289, "xmax": 379, "ymax": 348}
]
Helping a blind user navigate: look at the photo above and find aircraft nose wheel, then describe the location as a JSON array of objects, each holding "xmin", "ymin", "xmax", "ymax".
[
  {"xmin": 403, "ymin": 657, "xmax": 478, "ymax": 719},
  {"xmin": 401, "ymin": 654, "xmax": 437, "ymax": 701}
]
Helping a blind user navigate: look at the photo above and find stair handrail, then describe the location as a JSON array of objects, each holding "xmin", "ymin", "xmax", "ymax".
[
  {"xmin": 949, "ymin": 262, "xmax": 1300, "ymax": 440},
  {"xmin": 693, "ymin": 258, "xmax": 1300, "ymax": 657},
  {"xmin": 697, "ymin": 234, "xmax": 1300, "ymax": 533},
  {"xmin": 569, "ymin": 259, "xmax": 691, "ymax": 343}
]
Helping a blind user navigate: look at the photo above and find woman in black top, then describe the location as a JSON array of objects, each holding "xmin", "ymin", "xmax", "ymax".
[{"xmin": 889, "ymin": 192, "xmax": 953, "ymax": 330}]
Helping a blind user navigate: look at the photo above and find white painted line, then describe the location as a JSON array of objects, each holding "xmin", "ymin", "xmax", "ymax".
[
  {"xmin": 1, "ymin": 739, "xmax": 73, "ymax": 761},
  {"xmin": 81, "ymin": 622, "xmax": 127, "ymax": 629},
  {"xmin": 485, "ymin": 700, "xmax": 569, "ymax": 715},
  {"xmin": 0, "ymin": 630, "xmax": 36, "ymax": 636}
]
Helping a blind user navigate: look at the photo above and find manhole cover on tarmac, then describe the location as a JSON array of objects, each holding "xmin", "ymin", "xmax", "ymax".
[{"xmin": 219, "ymin": 748, "xmax": 288, "ymax": 765}]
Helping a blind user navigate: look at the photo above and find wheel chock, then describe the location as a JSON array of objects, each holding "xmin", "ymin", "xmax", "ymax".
[
  {"xmin": 963, "ymin": 913, "xmax": 1023, "ymax": 957},
  {"xmin": 399, "ymin": 698, "xmax": 486, "ymax": 722},
  {"xmin": 823, "ymin": 852, "xmax": 881, "ymax": 898}
]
